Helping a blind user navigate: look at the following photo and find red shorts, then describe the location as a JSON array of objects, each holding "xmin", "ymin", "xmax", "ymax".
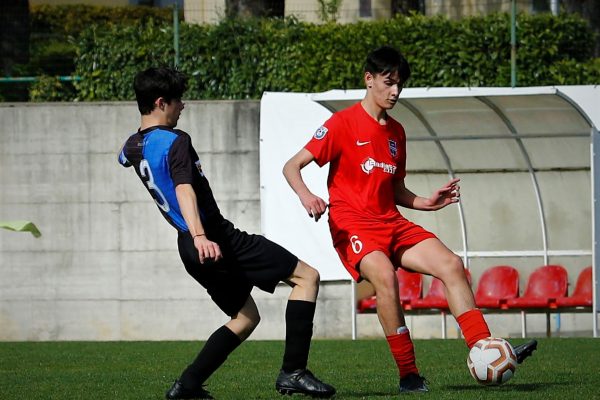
[{"xmin": 330, "ymin": 214, "xmax": 436, "ymax": 282}]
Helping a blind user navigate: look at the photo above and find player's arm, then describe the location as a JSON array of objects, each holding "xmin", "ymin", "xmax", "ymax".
[
  {"xmin": 118, "ymin": 143, "xmax": 132, "ymax": 167},
  {"xmin": 175, "ymin": 183, "xmax": 222, "ymax": 264},
  {"xmin": 282, "ymin": 148, "xmax": 328, "ymax": 222},
  {"xmin": 394, "ymin": 178, "xmax": 460, "ymax": 211}
]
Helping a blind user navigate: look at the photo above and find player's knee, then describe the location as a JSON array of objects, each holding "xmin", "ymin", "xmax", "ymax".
[
  {"xmin": 305, "ymin": 265, "xmax": 321, "ymax": 285},
  {"xmin": 296, "ymin": 263, "xmax": 320, "ymax": 288},
  {"xmin": 250, "ymin": 313, "xmax": 261, "ymax": 330},
  {"xmin": 449, "ymin": 255, "xmax": 465, "ymax": 275},
  {"xmin": 439, "ymin": 254, "xmax": 465, "ymax": 282},
  {"xmin": 229, "ymin": 311, "xmax": 261, "ymax": 341},
  {"xmin": 372, "ymin": 268, "xmax": 397, "ymax": 297},
  {"xmin": 244, "ymin": 312, "xmax": 261, "ymax": 335}
]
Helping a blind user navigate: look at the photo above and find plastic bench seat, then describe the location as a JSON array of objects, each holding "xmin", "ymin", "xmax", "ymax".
[
  {"xmin": 507, "ymin": 265, "xmax": 568, "ymax": 310},
  {"xmin": 557, "ymin": 266, "xmax": 592, "ymax": 308},
  {"xmin": 475, "ymin": 265, "xmax": 519, "ymax": 310}
]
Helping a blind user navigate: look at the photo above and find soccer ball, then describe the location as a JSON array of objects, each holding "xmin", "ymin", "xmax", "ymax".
[{"xmin": 467, "ymin": 337, "xmax": 517, "ymax": 385}]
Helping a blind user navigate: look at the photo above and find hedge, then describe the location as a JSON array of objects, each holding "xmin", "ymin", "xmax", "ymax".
[
  {"xmin": 70, "ymin": 13, "xmax": 599, "ymax": 102},
  {"xmin": 13, "ymin": 5, "xmax": 175, "ymax": 101}
]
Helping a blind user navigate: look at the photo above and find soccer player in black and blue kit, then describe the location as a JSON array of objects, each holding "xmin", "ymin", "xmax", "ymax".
[{"xmin": 119, "ymin": 67, "xmax": 336, "ymax": 400}]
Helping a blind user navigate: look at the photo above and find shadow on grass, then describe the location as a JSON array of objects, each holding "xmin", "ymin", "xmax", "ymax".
[
  {"xmin": 338, "ymin": 391, "xmax": 402, "ymax": 398},
  {"xmin": 316, "ymin": 381, "xmax": 571, "ymax": 398},
  {"xmin": 446, "ymin": 382, "xmax": 566, "ymax": 392}
]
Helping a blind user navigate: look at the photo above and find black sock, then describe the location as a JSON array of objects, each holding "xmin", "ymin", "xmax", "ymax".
[
  {"xmin": 282, "ymin": 300, "xmax": 316, "ymax": 372},
  {"xmin": 180, "ymin": 325, "xmax": 242, "ymax": 390}
]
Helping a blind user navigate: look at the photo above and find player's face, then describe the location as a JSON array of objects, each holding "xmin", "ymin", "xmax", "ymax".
[
  {"xmin": 366, "ymin": 71, "xmax": 403, "ymax": 110},
  {"xmin": 164, "ymin": 98, "xmax": 185, "ymax": 127}
]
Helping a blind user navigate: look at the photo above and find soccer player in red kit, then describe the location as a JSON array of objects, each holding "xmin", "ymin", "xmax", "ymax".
[{"xmin": 283, "ymin": 46, "xmax": 537, "ymax": 394}]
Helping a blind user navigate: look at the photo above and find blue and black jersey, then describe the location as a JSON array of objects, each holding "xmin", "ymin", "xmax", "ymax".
[{"xmin": 118, "ymin": 126, "xmax": 222, "ymax": 232}]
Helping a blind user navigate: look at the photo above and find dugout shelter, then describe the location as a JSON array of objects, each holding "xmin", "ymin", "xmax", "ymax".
[{"xmin": 259, "ymin": 86, "xmax": 599, "ymax": 338}]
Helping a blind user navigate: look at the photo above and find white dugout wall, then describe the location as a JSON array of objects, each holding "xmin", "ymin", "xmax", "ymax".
[{"xmin": 259, "ymin": 86, "xmax": 600, "ymax": 338}]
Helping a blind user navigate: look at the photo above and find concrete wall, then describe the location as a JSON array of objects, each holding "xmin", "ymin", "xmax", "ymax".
[
  {"xmin": 0, "ymin": 101, "xmax": 346, "ymax": 341},
  {"xmin": 0, "ymin": 101, "xmax": 594, "ymax": 341}
]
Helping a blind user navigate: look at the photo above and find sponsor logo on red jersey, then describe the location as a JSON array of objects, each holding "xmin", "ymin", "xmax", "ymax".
[{"xmin": 361, "ymin": 157, "xmax": 397, "ymax": 175}]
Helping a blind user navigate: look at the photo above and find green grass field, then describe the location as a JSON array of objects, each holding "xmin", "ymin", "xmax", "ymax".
[{"xmin": 0, "ymin": 338, "xmax": 598, "ymax": 399}]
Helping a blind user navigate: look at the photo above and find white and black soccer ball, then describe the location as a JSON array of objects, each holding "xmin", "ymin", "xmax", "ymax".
[{"xmin": 467, "ymin": 337, "xmax": 517, "ymax": 385}]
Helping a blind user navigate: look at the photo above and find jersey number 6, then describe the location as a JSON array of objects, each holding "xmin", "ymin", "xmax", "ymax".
[
  {"xmin": 350, "ymin": 235, "xmax": 363, "ymax": 254},
  {"xmin": 140, "ymin": 159, "xmax": 170, "ymax": 213}
]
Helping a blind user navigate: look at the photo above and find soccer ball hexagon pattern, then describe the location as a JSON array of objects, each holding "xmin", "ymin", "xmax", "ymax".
[{"xmin": 467, "ymin": 337, "xmax": 517, "ymax": 385}]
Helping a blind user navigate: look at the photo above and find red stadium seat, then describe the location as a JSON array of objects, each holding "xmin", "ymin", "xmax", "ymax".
[
  {"xmin": 475, "ymin": 266, "xmax": 519, "ymax": 310},
  {"xmin": 356, "ymin": 268, "xmax": 423, "ymax": 313},
  {"xmin": 396, "ymin": 268, "xmax": 423, "ymax": 311},
  {"xmin": 411, "ymin": 277, "xmax": 448, "ymax": 310},
  {"xmin": 506, "ymin": 265, "xmax": 568, "ymax": 310},
  {"xmin": 356, "ymin": 295, "xmax": 377, "ymax": 313},
  {"xmin": 556, "ymin": 266, "xmax": 592, "ymax": 308}
]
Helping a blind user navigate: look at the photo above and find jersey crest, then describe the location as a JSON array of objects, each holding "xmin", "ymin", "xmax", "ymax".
[
  {"xmin": 314, "ymin": 125, "xmax": 328, "ymax": 140},
  {"xmin": 388, "ymin": 139, "xmax": 398, "ymax": 158}
]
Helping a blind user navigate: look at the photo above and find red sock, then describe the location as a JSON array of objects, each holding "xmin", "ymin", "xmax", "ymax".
[
  {"xmin": 386, "ymin": 331, "xmax": 419, "ymax": 378},
  {"xmin": 456, "ymin": 309, "xmax": 491, "ymax": 349}
]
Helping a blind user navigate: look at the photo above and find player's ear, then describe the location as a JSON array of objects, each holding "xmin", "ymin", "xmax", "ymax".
[
  {"xmin": 365, "ymin": 72, "xmax": 373, "ymax": 89},
  {"xmin": 155, "ymin": 97, "xmax": 165, "ymax": 112}
]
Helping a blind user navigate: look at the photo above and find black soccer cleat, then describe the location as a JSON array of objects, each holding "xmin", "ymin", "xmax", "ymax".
[
  {"xmin": 276, "ymin": 369, "xmax": 336, "ymax": 398},
  {"xmin": 165, "ymin": 379, "xmax": 214, "ymax": 400},
  {"xmin": 399, "ymin": 373, "xmax": 429, "ymax": 393},
  {"xmin": 513, "ymin": 339, "xmax": 538, "ymax": 364}
]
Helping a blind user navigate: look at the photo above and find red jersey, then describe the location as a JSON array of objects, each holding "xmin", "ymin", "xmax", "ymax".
[{"xmin": 305, "ymin": 102, "xmax": 406, "ymax": 222}]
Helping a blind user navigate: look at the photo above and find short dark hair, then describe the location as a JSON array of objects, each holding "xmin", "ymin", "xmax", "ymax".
[
  {"xmin": 134, "ymin": 67, "xmax": 188, "ymax": 115},
  {"xmin": 364, "ymin": 46, "xmax": 411, "ymax": 83}
]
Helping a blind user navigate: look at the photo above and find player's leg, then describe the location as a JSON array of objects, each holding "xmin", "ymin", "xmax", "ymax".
[
  {"xmin": 397, "ymin": 238, "xmax": 490, "ymax": 348},
  {"xmin": 211, "ymin": 223, "xmax": 334, "ymax": 398},
  {"xmin": 166, "ymin": 296, "xmax": 259, "ymax": 400},
  {"xmin": 286, "ymin": 259, "xmax": 319, "ymax": 302},
  {"xmin": 397, "ymin": 238, "xmax": 537, "ymax": 362},
  {"xmin": 359, "ymin": 251, "xmax": 427, "ymax": 393},
  {"xmin": 169, "ymin": 230, "xmax": 258, "ymax": 399},
  {"xmin": 276, "ymin": 260, "xmax": 336, "ymax": 398}
]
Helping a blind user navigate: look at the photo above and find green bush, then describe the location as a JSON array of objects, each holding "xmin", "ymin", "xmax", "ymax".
[
  {"xmin": 548, "ymin": 57, "xmax": 600, "ymax": 85},
  {"xmin": 29, "ymin": 40, "xmax": 77, "ymax": 76},
  {"xmin": 74, "ymin": 13, "xmax": 598, "ymax": 101},
  {"xmin": 29, "ymin": 76, "xmax": 77, "ymax": 102},
  {"xmin": 0, "ymin": 5, "xmax": 176, "ymax": 102}
]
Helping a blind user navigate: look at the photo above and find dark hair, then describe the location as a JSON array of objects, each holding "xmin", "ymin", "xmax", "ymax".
[
  {"xmin": 364, "ymin": 46, "xmax": 411, "ymax": 83},
  {"xmin": 134, "ymin": 67, "xmax": 188, "ymax": 115}
]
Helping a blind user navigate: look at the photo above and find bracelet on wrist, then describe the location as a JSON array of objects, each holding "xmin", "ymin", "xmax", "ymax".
[{"xmin": 193, "ymin": 233, "xmax": 206, "ymax": 239}]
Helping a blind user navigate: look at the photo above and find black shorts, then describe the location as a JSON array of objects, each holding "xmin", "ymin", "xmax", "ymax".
[{"xmin": 177, "ymin": 219, "xmax": 298, "ymax": 317}]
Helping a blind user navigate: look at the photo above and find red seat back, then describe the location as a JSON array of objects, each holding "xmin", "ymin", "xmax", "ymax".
[
  {"xmin": 397, "ymin": 268, "xmax": 422, "ymax": 302},
  {"xmin": 522, "ymin": 265, "xmax": 568, "ymax": 299},
  {"xmin": 425, "ymin": 277, "xmax": 445, "ymax": 299},
  {"xmin": 475, "ymin": 265, "xmax": 519, "ymax": 300},
  {"xmin": 571, "ymin": 266, "xmax": 592, "ymax": 299}
]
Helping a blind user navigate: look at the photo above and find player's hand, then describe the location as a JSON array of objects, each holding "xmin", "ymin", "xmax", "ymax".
[
  {"xmin": 425, "ymin": 178, "xmax": 460, "ymax": 211},
  {"xmin": 193, "ymin": 235, "xmax": 222, "ymax": 264},
  {"xmin": 299, "ymin": 192, "xmax": 328, "ymax": 222}
]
